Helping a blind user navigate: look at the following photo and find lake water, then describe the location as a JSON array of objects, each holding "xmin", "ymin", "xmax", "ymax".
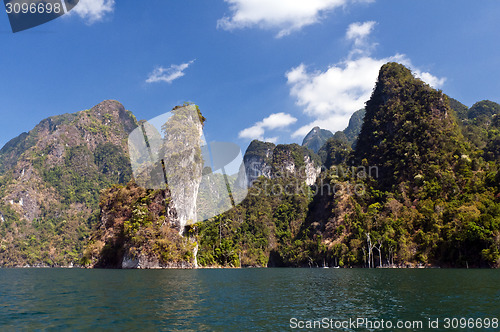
[{"xmin": 0, "ymin": 268, "xmax": 499, "ymax": 331}]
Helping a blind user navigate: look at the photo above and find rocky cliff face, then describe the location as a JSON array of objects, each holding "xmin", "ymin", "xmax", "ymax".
[
  {"xmin": 161, "ymin": 105, "xmax": 205, "ymax": 230},
  {"xmin": 129, "ymin": 104, "xmax": 205, "ymax": 231},
  {"xmin": 82, "ymin": 104, "xmax": 208, "ymax": 268},
  {"xmin": 304, "ymin": 155, "xmax": 320, "ymax": 186},
  {"xmin": 83, "ymin": 181, "xmax": 196, "ymax": 269},
  {"xmin": 240, "ymin": 140, "xmax": 275, "ymax": 187}
]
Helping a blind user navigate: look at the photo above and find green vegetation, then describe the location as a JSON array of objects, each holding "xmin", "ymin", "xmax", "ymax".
[
  {"xmin": 460, "ymin": 100, "xmax": 500, "ymax": 150},
  {"xmin": 244, "ymin": 140, "xmax": 276, "ymax": 162},
  {"xmin": 448, "ymin": 98, "xmax": 469, "ymax": 120},
  {"xmin": 318, "ymin": 137, "xmax": 351, "ymax": 169},
  {"xmin": 468, "ymin": 100, "xmax": 500, "ymax": 121},
  {"xmin": 196, "ymin": 176, "xmax": 312, "ymax": 267},
  {"xmin": 1, "ymin": 67, "xmax": 499, "ymax": 269}
]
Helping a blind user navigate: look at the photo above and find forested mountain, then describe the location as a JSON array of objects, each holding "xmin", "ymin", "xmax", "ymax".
[
  {"xmin": 0, "ymin": 100, "xmax": 136, "ymax": 266},
  {"xmin": 294, "ymin": 63, "xmax": 500, "ymax": 268},
  {"xmin": 0, "ymin": 62, "xmax": 499, "ymax": 268},
  {"xmin": 241, "ymin": 140, "xmax": 321, "ymax": 187},
  {"xmin": 354, "ymin": 62, "xmax": 467, "ymax": 191}
]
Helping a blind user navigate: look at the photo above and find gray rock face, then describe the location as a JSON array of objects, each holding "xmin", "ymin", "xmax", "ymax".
[
  {"xmin": 128, "ymin": 105, "xmax": 205, "ymax": 231},
  {"xmin": 239, "ymin": 140, "xmax": 275, "ymax": 187},
  {"xmin": 244, "ymin": 154, "xmax": 273, "ymax": 186},
  {"xmin": 239, "ymin": 140, "xmax": 321, "ymax": 187},
  {"xmin": 304, "ymin": 155, "xmax": 321, "ymax": 186},
  {"xmin": 161, "ymin": 105, "xmax": 204, "ymax": 231}
]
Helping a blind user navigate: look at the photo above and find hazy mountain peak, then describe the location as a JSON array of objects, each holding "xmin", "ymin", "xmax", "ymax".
[{"xmin": 302, "ymin": 126, "xmax": 333, "ymax": 153}]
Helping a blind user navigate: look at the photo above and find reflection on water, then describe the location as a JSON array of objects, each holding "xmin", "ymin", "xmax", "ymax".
[{"xmin": 0, "ymin": 269, "xmax": 499, "ymax": 331}]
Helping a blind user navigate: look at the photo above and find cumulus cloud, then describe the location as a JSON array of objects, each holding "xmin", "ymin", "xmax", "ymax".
[
  {"xmin": 239, "ymin": 125, "xmax": 265, "ymax": 140},
  {"xmin": 259, "ymin": 112, "xmax": 298, "ymax": 129},
  {"xmin": 287, "ymin": 21, "xmax": 446, "ymax": 137},
  {"xmin": 346, "ymin": 21, "xmax": 377, "ymax": 56},
  {"xmin": 346, "ymin": 21, "xmax": 376, "ymax": 44},
  {"xmin": 287, "ymin": 55, "xmax": 404, "ymax": 136},
  {"xmin": 71, "ymin": 0, "xmax": 115, "ymax": 24},
  {"xmin": 146, "ymin": 60, "xmax": 195, "ymax": 84},
  {"xmin": 218, "ymin": 0, "xmax": 352, "ymax": 38},
  {"xmin": 239, "ymin": 112, "xmax": 297, "ymax": 142}
]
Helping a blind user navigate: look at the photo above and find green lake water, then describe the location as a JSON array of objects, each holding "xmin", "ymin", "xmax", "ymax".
[{"xmin": 0, "ymin": 268, "xmax": 499, "ymax": 331}]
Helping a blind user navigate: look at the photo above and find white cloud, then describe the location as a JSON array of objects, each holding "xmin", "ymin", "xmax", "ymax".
[
  {"xmin": 414, "ymin": 70, "xmax": 447, "ymax": 89},
  {"xmin": 346, "ymin": 21, "xmax": 377, "ymax": 57},
  {"xmin": 146, "ymin": 60, "xmax": 195, "ymax": 84},
  {"xmin": 71, "ymin": 0, "xmax": 115, "ymax": 24},
  {"xmin": 259, "ymin": 112, "xmax": 297, "ymax": 129},
  {"xmin": 263, "ymin": 136, "xmax": 278, "ymax": 144},
  {"xmin": 397, "ymin": 58, "xmax": 446, "ymax": 89},
  {"xmin": 287, "ymin": 21, "xmax": 446, "ymax": 138},
  {"xmin": 239, "ymin": 112, "xmax": 297, "ymax": 141},
  {"xmin": 218, "ymin": 0, "xmax": 351, "ymax": 38},
  {"xmin": 239, "ymin": 124, "xmax": 264, "ymax": 140},
  {"xmin": 287, "ymin": 55, "xmax": 404, "ymax": 136},
  {"xmin": 346, "ymin": 21, "xmax": 376, "ymax": 45}
]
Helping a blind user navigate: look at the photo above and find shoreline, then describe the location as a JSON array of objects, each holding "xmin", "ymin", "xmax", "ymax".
[{"xmin": 1, "ymin": 264, "xmax": 492, "ymax": 269}]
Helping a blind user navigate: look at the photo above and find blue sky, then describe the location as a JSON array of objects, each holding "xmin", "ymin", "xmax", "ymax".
[{"xmin": 1, "ymin": 0, "xmax": 500, "ymax": 150}]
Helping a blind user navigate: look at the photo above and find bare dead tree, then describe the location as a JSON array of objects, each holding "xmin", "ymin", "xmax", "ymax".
[
  {"xmin": 366, "ymin": 233, "xmax": 375, "ymax": 268},
  {"xmin": 387, "ymin": 244, "xmax": 395, "ymax": 267},
  {"xmin": 374, "ymin": 238, "xmax": 383, "ymax": 268}
]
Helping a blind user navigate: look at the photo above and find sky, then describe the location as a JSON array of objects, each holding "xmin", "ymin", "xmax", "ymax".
[{"xmin": 1, "ymin": 0, "xmax": 500, "ymax": 150}]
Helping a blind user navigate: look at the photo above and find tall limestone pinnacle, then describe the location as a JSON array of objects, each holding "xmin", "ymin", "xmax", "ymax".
[{"xmin": 354, "ymin": 62, "xmax": 467, "ymax": 193}]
